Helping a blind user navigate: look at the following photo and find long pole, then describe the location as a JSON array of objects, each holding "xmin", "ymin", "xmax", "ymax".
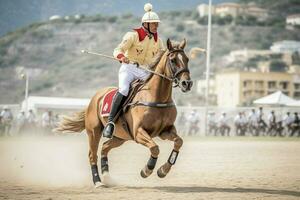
[
  {"xmin": 25, "ymin": 72, "xmax": 29, "ymax": 113},
  {"xmin": 205, "ymin": 0, "xmax": 212, "ymax": 135},
  {"xmin": 81, "ymin": 50, "xmax": 173, "ymax": 81}
]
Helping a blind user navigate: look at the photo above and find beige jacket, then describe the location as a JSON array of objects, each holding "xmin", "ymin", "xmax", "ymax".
[{"xmin": 113, "ymin": 27, "xmax": 164, "ymax": 66}]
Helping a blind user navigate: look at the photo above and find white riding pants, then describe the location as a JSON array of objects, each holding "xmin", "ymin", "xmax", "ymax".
[{"xmin": 118, "ymin": 63, "xmax": 150, "ymax": 96}]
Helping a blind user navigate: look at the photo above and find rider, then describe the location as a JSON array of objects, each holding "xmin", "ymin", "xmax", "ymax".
[
  {"xmin": 207, "ymin": 111, "xmax": 217, "ymax": 136},
  {"xmin": 218, "ymin": 112, "xmax": 231, "ymax": 136},
  {"xmin": 103, "ymin": 3, "xmax": 164, "ymax": 138},
  {"xmin": 267, "ymin": 110, "xmax": 277, "ymax": 136}
]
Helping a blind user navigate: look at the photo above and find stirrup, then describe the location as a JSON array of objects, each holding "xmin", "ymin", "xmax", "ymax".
[{"xmin": 103, "ymin": 122, "xmax": 115, "ymax": 138}]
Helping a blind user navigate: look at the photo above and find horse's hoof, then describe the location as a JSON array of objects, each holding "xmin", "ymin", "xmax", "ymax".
[
  {"xmin": 101, "ymin": 172, "xmax": 117, "ymax": 187},
  {"xmin": 140, "ymin": 169, "xmax": 147, "ymax": 178},
  {"xmin": 94, "ymin": 181, "xmax": 104, "ymax": 188},
  {"xmin": 140, "ymin": 166, "xmax": 153, "ymax": 178},
  {"xmin": 157, "ymin": 166, "xmax": 167, "ymax": 178}
]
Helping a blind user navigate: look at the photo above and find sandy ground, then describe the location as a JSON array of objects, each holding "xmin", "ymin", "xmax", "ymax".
[{"xmin": 0, "ymin": 135, "xmax": 299, "ymax": 200}]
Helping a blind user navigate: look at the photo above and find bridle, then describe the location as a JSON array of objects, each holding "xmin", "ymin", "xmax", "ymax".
[
  {"xmin": 166, "ymin": 49, "xmax": 190, "ymax": 88},
  {"xmin": 127, "ymin": 49, "xmax": 192, "ymax": 109},
  {"xmin": 138, "ymin": 48, "xmax": 190, "ymax": 88}
]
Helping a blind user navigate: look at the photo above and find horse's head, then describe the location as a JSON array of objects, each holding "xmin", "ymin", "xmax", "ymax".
[{"xmin": 165, "ymin": 38, "xmax": 193, "ymax": 93}]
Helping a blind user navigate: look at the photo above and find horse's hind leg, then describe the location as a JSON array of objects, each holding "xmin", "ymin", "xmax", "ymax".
[
  {"xmin": 135, "ymin": 127, "xmax": 160, "ymax": 178},
  {"xmin": 100, "ymin": 137, "xmax": 126, "ymax": 174},
  {"xmin": 87, "ymin": 126, "xmax": 102, "ymax": 187},
  {"xmin": 157, "ymin": 126, "xmax": 183, "ymax": 178}
]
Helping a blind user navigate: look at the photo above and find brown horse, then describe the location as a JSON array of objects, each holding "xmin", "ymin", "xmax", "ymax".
[{"xmin": 55, "ymin": 38, "xmax": 193, "ymax": 187}]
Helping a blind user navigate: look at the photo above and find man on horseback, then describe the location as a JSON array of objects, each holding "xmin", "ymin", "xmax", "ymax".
[{"xmin": 103, "ymin": 3, "xmax": 164, "ymax": 138}]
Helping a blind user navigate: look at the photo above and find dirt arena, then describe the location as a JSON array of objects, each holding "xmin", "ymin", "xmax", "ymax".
[{"xmin": 0, "ymin": 135, "xmax": 299, "ymax": 200}]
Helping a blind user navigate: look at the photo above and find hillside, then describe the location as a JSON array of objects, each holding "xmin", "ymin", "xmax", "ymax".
[
  {"xmin": 0, "ymin": 0, "xmax": 230, "ymax": 36},
  {"xmin": 239, "ymin": 0, "xmax": 300, "ymax": 17},
  {"xmin": 0, "ymin": 7, "xmax": 300, "ymax": 105}
]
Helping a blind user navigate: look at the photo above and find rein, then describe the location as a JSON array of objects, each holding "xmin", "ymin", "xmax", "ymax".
[
  {"xmin": 136, "ymin": 63, "xmax": 173, "ymax": 81},
  {"xmin": 127, "ymin": 49, "xmax": 189, "ymax": 109},
  {"xmin": 81, "ymin": 49, "xmax": 188, "ymax": 86},
  {"xmin": 127, "ymin": 101, "xmax": 175, "ymax": 108},
  {"xmin": 138, "ymin": 48, "xmax": 189, "ymax": 88}
]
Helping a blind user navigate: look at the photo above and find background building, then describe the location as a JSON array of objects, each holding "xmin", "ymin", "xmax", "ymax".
[
  {"xmin": 196, "ymin": 79, "xmax": 217, "ymax": 105},
  {"xmin": 270, "ymin": 40, "xmax": 300, "ymax": 53},
  {"xmin": 197, "ymin": 2, "xmax": 268, "ymax": 19},
  {"xmin": 286, "ymin": 14, "xmax": 300, "ymax": 26},
  {"xmin": 21, "ymin": 96, "xmax": 90, "ymax": 114},
  {"xmin": 215, "ymin": 71, "xmax": 300, "ymax": 107},
  {"xmin": 215, "ymin": 2, "xmax": 243, "ymax": 18},
  {"xmin": 197, "ymin": 4, "xmax": 216, "ymax": 17}
]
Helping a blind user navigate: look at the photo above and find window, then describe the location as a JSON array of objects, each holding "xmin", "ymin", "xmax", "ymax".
[
  {"xmin": 268, "ymin": 81, "xmax": 276, "ymax": 89},
  {"xmin": 294, "ymin": 92, "xmax": 300, "ymax": 98},
  {"xmin": 255, "ymin": 81, "xmax": 264, "ymax": 88},
  {"xmin": 279, "ymin": 81, "xmax": 289, "ymax": 90},
  {"xmin": 243, "ymin": 80, "xmax": 252, "ymax": 88}
]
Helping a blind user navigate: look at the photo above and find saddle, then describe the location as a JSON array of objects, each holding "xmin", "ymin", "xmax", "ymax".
[
  {"xmin": 100, "ymin": 79, "xmax": 146, "ymax": 118},
  {"xmin": 99, "ymin": 79, "xmax": 146, "ymax": 138}
]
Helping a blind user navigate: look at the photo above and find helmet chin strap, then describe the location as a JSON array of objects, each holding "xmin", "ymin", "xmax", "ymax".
[{"xmin": 143, "ymin": 23, "xmax": 154, "ymax": 36}]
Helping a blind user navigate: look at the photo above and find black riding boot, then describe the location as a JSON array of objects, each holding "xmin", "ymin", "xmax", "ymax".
[{"xmin": 103, "ymin": 92, "xmax": 126, "ymax": 138}]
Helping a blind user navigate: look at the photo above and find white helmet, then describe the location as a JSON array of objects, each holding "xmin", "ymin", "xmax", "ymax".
[{"xmin": 141, "ymin": 3, "xmax": 160, "ymax": 23}]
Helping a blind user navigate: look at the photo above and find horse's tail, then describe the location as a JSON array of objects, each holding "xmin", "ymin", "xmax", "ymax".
[{"xmin": 54, "ymin": 110, "xmax": 86, "ymax": 133}]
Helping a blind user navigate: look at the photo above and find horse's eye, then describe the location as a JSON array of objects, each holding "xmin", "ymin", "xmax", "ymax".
[{"xmin": 171, "ymin": 59, "xmax": 176, "ymax": 64}]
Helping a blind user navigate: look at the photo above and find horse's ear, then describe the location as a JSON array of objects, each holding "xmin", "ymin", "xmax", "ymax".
[
  {"xmin": 179, "ymin": 38, "xmax": 186, "ymax": 49},
  {"xmin": 167, "ymin": 38, "xmax": 173, "ymax": 50}
]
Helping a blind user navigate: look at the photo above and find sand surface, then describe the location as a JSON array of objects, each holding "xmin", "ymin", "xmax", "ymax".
[{"xmin": 0, "ymin": 135, "xmax": 299, "ymax": 200}]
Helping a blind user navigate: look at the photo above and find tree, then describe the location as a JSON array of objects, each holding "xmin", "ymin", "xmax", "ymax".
[
  {"xmin": 269, "ymin": 61, "xmax": 288, "ymax": 72},
  {"xmin": 176, "ymin": 24, "xmax": 185, "ymax": 32},
  {"xmin": 292, "ymin": 52, "xmax": 300, "ymax": 65},
  {"xmin": 197, "ymin": 16, "xmax": 208, "ymax": 25},
  {"xmin": 223, "ymin": 15, "xmax": 233, "ymax": 24},
  {"xmin": 107, "ymin": 16, "xmax": 118, "ymax": 23}
]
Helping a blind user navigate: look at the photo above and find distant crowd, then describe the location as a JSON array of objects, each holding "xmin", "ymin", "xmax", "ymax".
[
  {"xmin": 177, "ymin": 107, "xmax": 300, "ymax": 137},
  {"xmin": 1, "ymin": 106, "xmax": 300, "ymax": 137},
  {"xmin": 0, "ymin": 106, "xmax": 59, "ymax": 136}
]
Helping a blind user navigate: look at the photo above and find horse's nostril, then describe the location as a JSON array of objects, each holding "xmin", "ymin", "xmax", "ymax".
[{"xmin": 180, "ymin": 80, "xmax": 193, "ymax": 91}]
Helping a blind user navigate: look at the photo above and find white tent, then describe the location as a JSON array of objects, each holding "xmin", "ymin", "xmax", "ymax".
[
  {"xmin": 253, "ymin": 91, "xmax": 297, "ymax": 106},
  {"xmin": 286, "ymin": 100, "xmax": 300, "ymax": 107},
  {"xmin": 21, "ymin": 96, "xmax": 90, "ymax": 112}
]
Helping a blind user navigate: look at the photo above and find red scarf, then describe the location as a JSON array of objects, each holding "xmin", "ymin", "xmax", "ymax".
[{"xmin": 133, "ymin": 27, "xmax": 158, "ymax": 42}]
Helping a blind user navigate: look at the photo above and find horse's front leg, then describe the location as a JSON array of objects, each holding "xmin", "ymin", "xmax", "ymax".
[
  {"xmin": 135, "ymin": 127, "xmax": 159, "ymax": 178},
  {"xmin": 157, "ymin": 126, "xmax": 183, "ymax": 178}
]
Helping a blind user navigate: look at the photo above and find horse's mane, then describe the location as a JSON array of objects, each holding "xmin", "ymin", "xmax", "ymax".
[
  {"xmin": 142, "ymin": 49, "xmax": 166, "ymax": 84},
  {"xmin": 148, "ymin": 42, "xmax": 182, "ymax": 70},
  {"xmin": 144, "ymin": 43, "xmax": 183, "ymax": 83},
  {"xmin": 148, "ymin": 49, "xmax": 166, "ymax": 70}
]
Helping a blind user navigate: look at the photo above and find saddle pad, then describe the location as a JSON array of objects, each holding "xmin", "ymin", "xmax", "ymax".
[{"xmin": 100, "ymin": 89, "xmax": 118, "ymax": 117}]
